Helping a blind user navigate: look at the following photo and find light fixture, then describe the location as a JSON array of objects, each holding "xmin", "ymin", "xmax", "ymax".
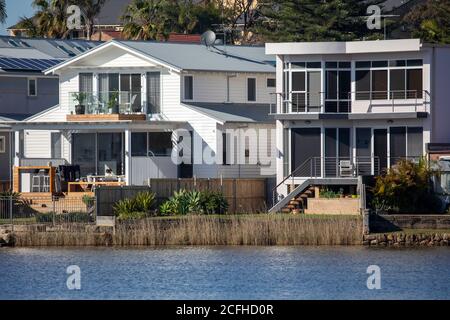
[
  {"xmin": 387, "ymin": 120, "xmax": 394, "ymax": 124},
  {"xmin": 305, "ymin": 120, "xmax": 311, "ymax": 124}
]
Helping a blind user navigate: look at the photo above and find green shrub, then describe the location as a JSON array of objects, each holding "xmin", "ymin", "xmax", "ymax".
[
  {"xmin": 113, "ymin": 191, "xmax": 156, "ymax": 220},
  {"xmin": 372, "ymin": 158, "xmax": 442, "ymax": 213},
  {"xmin": 82, "ymin": 195, "xmax": 95, "ymax": 206},
  {"xmin": 134, "ymin": 191, "xmax": 156, "ymax": 212},
  {"xmin": 158, "ymin": 201, "xmax": 174, "ymax": 216},
  {"xmin": 158, "ymin": 189, "xmax": 229, "ymax": 216},
  {"xmin": 200, "ymin": 191, "xmax": 228, "ymax": 215}
]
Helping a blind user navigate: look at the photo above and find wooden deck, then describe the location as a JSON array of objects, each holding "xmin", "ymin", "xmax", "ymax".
[{"xmin": 66, "ymin": 114, "xmax": 146, "ymax": 122}]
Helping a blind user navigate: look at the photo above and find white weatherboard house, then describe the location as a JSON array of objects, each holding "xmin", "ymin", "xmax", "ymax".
[
  {"xmin": 266, "ymin": 39, "xmax": 450, "ymax": 213},
  {"xmin": 5, "ymin": 40, "xmax": 277, "ymax": 192}
]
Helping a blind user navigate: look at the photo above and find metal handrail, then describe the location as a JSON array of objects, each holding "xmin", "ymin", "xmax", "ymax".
[
  {"xmin": 270, "ymin": 90, "xmax": 430, "ymax": 114},
  {"xmin": 272, "ymin": 156, "xmax": 380, "ymax": 206}
]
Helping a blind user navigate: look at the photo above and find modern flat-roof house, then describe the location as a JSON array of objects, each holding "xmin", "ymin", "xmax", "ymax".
[
  {"xmin": 3, "ymin": 40, "xmax": 276, "ymax": 195},
  {"xmin": 0, "ymin": 36, "xmax": 99, "ymax": 187},
  {"xmin": 266, "ymin": 39, "xmax": 450, "ymax": 213}
]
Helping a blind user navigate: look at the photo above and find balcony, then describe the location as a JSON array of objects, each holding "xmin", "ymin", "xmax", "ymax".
[
  {"xmin": 67, "ymin": 91, "xmax": 147, "ymax": 122},
  {"xmin": 270, "ymin": 90, "xmax": 430, "ymax": 120}
]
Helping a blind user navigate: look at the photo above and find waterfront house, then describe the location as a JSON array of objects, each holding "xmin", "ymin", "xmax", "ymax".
[
  {"xmin": 0, "ymin": 36, "xmax": 99, "ymax": 188},
  {"xmin": 266, "ymin": 39, "xmax": 450, "ymax": 213},
  {"xmin": 2, "ymin": 40, "xmax": 276, "ymax": 196}
]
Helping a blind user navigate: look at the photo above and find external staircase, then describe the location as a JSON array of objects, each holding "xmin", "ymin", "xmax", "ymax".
[{"xmin": 269, "ymin": 156, "xmax": 377, "ymax": 213}]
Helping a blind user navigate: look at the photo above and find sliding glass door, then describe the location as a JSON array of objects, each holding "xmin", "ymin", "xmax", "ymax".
[{"xmin": 72, "ymin": 132, "xmax": 124, "ymax": 177}]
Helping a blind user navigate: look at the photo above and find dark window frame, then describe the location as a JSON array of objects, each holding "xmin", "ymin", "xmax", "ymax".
[
  {"xmin": 184, "ymin": 75, "xmax": 193, "ymax": 100},
  {"xmin": 247, "ymin": 77, "xmax": 256, "ymax": 102}
]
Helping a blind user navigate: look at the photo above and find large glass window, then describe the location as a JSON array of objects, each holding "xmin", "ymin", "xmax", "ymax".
[
  {"xmin": 72, "ymin": 133, "xmax": 124, "ymax": 176},
  {"xmin": 356, "ymin": 60, "xmax": 423, "ymax": 100},
  {"xmin": 131, "ymin": 132, "xmax": 147, "ymax": 157},
  {"xmin": 325, "ymin": 62, "xmax": 351, "ymax": 112},
  {"xmin": 131, "ymin": 132, "xmax": 173, "ymax": 157},
  {"xmin": 149, "ymin": 132, "xmax": 173, "ymax": 156},
  {"xmin": 407, "ymin": 69, "xmax": 423, "ymax": 98},
  {"xmin": 72, "ymin": 133, "xmax": 96, "ymax": 177},
  {"xmin": 98, "ymin": 133, "xmax": 123, "ymax": 175}
]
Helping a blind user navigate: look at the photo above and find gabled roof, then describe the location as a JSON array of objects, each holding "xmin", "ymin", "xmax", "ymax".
[
  {"xmin": 183, "ymin": 102, "xmax": 273, "ymax": 124},
  {"xmin": 45, "ymin": 40, "xmax": 276, "ymax": 74}
]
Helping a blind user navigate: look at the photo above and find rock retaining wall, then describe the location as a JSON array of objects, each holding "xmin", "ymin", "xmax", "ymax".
[{"xmin": 363, "ymin": 233, "xmax": 450, "ymax": 246}]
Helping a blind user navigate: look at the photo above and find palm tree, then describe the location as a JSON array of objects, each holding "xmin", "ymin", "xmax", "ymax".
[
  {"xmin": 16, "ymin": 0, "xmax": 71, "ymax": 38},
  {"xmin": 0, "ymin": 0, "xmax": 6, "ymax": 24},
  {"xmin": 78, "ymin": 0, "xmax": 106, "ymax": 39},
  {"xmin": 122, "ymin": 0, "xmax": 170, "ymax": 40}
]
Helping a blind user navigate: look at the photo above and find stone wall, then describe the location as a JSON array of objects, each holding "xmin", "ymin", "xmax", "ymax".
[{"xmin": 363, "ymin": 233, "xmax": 449, "ymax": 246}]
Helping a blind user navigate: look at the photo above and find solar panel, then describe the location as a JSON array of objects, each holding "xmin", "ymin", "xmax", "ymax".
[{"xmin": 0, "ymin": 57, "xmax": 63, "ymax": 71}]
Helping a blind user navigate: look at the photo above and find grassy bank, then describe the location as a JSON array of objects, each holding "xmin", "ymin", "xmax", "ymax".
[{"xmin": 12, "ymin": 214, "xmax": 363, "ymax": 246}]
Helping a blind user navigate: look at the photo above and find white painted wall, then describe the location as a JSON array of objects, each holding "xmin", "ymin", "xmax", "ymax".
[
  {"xmin": 131, "ymin": 156, "xmax": 178, "ymax": 185},
  {"xmin": 180, "ymin": 71, "xmax": 275, "ymax": 104}
]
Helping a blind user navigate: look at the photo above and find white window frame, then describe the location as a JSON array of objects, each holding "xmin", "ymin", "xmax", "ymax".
[
  {"xmin": 183, "ymin": 75, "xmax": 194, "ymax": 101},
  {"xmin": 0, "ymin": 136, "xmax": 5, "ymax": 153},
  {"xmin": 28, "ymin": 78, "xmax": 37, "ymax": 97},
  {"xmin": 247, "ymin": 76, "xmax": 257, "ymax": 102}
]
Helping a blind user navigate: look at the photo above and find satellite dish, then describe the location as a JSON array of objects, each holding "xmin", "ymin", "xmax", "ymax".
[{"xmin": 201, "ymin": 30, "xmax": 216, "ymax": 47}]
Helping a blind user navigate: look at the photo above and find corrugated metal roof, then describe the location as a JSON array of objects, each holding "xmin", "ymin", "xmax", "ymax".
[
  {"xmin": 120, "ymin": 40, "xmax": 275, "ymax": 73},
  {"xmin": 183, "ymin": 102, "xmax": 273, "ymax": 123},
  {"xmin": 0, "ymin": 36, "xmax": 100, "ymax": 59}
]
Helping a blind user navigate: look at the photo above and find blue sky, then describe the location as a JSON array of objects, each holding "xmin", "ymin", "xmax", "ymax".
[{"xmin": 0, "ymin": 0, "xmax": 35, "ymax": 35}]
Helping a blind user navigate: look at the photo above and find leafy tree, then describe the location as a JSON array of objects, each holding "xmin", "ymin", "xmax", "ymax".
[
  {"xmin": 121, "ymin": 0, "xmax": 171, "ymax": 40},
  {"xmin": 0, "ymin": 0, "xmax": 7, "ymax": 24},
  {"xmin": 253, "ymin": 0, "xmax": 384, "ymax": 42},
  {"xmin": 78, "ymin": 0, "xmax": 107, "ymax": 40},
  {"xmin": 15, "ymin": 0, "xmax": 106, "ymax": 39},
  {"xmin": 402, "ymin": 0, "xmax": 450, "ymax": 43},
  {"xmin": 371, "ymin": 159, "xmax": 441, "ymax": 213}
]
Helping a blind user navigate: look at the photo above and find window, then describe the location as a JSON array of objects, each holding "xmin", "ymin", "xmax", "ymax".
[
  {"xmin": 184, "ymin": 75, "xmax": 193, "ymax": 100},
  {"xmin": 372, "ymin": 70, "xmax": 388, "ymax": 99},
  {"xmin": 28, "ymin": 78, "xmax": 37, "ymax": 96},
  {"xmin": 407, "ymin": 69, "xmax": 423, "ymax": 98},
  {"xmin": 51, "ymin": 132, "xmax": 61, "ymax": 158},
  {"xmin": 57, "ymin": 45, "xmax": 75, "ymax": 57},
  {"xmin": 267, "ymin": 78, "xmax": 276, "ymax": 88},
  {"xmin": 247, "ymin": 77, "xmax": 256, "ymax": 101},
  {"xmin": 148, "ymin": 132, "xmax": 173, "ymax": 156},
  {"xmin": 356, "ymin": 60, "xmax": 423, "ymax": 100},
  {"xmin": 147, "ymin": 72, "xmax": 161, "ymax": 114},
  {"xmin": 0, "ymin": 136, "xmax": 5, "ymax": 153},
  {"xmin": 132, "ymin": 132, "xmax": 173, "ymax": 157},
  {"xmin": 131, "ymin": 132, "xmax": 147, "ymax": 157},
  {"xmin": 222, "ymin": 133, "xmax": 229, "ymax": 165},
  {"xmin": 325, "ymin": 62, "xmax": 351, "ymax": 112}
]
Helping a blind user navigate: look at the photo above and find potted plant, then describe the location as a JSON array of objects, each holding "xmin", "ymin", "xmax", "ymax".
[
  {"xmin": 72, "ymin": 92, "xmax": 87, "ymax": 115},
  {"xmin": 108, "ymin": 91, "xmax": 120, "ymax": 114}
]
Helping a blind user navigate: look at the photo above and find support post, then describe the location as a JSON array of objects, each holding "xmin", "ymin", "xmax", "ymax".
[
  {"xmin": 124, "ymin": 129, "xmax": 132, "ymax": 186},
  {"xmin": 14, "ymin": 130, "xmax": 22, "ymax": 167}
]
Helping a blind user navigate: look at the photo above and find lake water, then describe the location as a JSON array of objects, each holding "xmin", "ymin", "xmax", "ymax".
[{"xmin": 0, "ymin": 246, "xmax": 449, "ymax": 300}]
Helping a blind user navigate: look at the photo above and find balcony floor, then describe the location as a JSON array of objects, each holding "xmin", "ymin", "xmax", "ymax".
[{"xmin": 66, "ymin": 114, "xmax": 146, "ymax": 122}]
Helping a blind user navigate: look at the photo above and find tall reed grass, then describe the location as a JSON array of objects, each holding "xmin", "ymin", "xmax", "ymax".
[{"xmin": 12, "ymin": 215, "xmax": 362, "ymax": 246}]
